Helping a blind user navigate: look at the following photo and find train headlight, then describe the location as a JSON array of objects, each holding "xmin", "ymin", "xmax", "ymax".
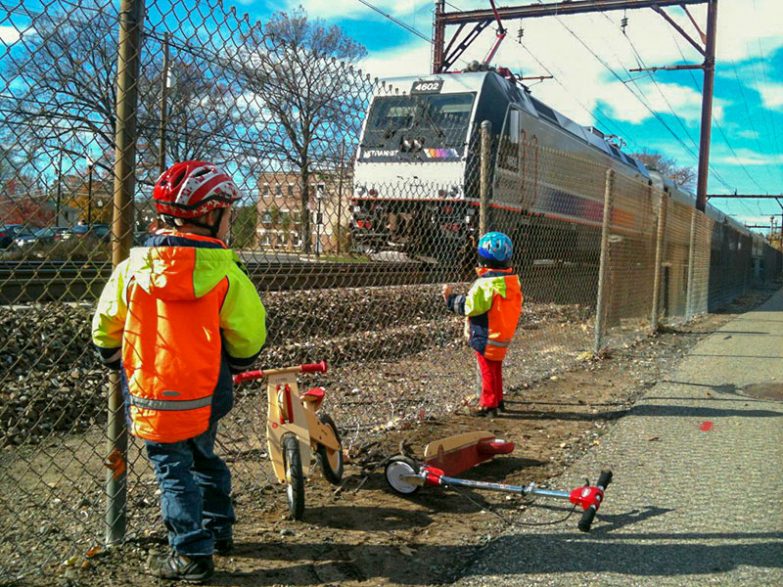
[{"xmin": 401, "ymin": 138, "xmax": 413, "ymax": 152}]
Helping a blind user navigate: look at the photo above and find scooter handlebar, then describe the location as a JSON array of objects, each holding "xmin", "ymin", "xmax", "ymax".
[{"xmin": 577, "ymin": 470, "xmax": 612, "ymax": 533}]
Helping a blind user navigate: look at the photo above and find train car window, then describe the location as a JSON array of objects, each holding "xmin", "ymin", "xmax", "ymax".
[{"xmin": 529, "ymin": 97, "xmax": 559, "ymax": 124}]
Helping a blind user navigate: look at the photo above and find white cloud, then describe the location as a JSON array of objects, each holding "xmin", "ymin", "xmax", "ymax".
[
  {"xmin": 289, "ymin": 0, "xmax": 425, "ymax": 22},
  {"xmin": 598, "ymin": 80, "xmax": 726, "ymax": 125},
  {"xmin": 713, "ymin": 148, "xmax": 783, "ymax": 166},
  {"xmin": 359, "ymin": 41, "xmax": 431, "ymax": 80},
  {"xmin": 753, "ymin": 82, "xmax": 783, "ymax": 109},
  {"xmin": 737, "ymin": 130, "xmax": 761, "ymax": 140},
  {"xmin": 0, "ymin": 25, "xmax": 25, "ymax": 45}
]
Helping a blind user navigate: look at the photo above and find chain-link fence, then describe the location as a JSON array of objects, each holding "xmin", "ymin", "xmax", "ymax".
[{"xmin": 1, "ymin": 0, "xmax": 782, "ymax": 583}]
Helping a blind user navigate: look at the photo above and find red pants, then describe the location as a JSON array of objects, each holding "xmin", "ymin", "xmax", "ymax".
[{"xmin": 475, "ymin": 352, "xmax": 503, "ymax": 409}]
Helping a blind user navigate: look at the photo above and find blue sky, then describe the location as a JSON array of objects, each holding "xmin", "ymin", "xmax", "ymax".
[
  {"xmin": 2, "ymin": 1, "xmax": 781, "ymax": 231},
  {"xmin": 235, "ymin": 0, "xmax": 783, "ymax": 233}
]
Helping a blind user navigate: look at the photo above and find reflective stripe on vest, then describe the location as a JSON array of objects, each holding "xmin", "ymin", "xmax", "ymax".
[
  {"xmin": 487, "ymin": 339, "xmax": 510, "ymax": 347},
  {"xmin": 130, "ymin": 394, "xmax": 212, "ymax": 411}
]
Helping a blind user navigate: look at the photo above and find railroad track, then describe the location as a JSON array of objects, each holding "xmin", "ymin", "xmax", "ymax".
[{"xmin": 0, "ymin": 259, "xmax": 457, "ymax": 305}]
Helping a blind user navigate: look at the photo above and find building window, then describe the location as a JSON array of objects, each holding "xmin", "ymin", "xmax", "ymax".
[
  {"xmin": 288, "ymin": 183, "xmax": 294, "ymax": 196},
  {"xmin": 275, "ymin": 184, "xmax": 282, "ymax": 197},
  {"xmin": 262, "ymin": 183, "xmax": 270, "ymax": 196}
]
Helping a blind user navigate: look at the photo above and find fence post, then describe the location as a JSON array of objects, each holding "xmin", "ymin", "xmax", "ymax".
[
  {"xmin": 479, "ymin": 120, "xmax": 492, "ymax": 236},
  {"xmin": 594, "ymin": 169, "xmax": 615, "ymax": 354},
  {"xmin": 106, "ymin": 0, "xmax": 145, "ymax": 546},
  {"xmin": 650, "ymin": 189, "xmax": 668, "ymax": 333},
  {"xmin": 685, "ymin": 207, "xmax": 698, "ymax": 321}
]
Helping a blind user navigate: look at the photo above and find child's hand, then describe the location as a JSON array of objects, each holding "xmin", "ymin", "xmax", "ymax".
[{"xmin": 442, "ymin": 284, "xmax": 453, "ymax": 301}]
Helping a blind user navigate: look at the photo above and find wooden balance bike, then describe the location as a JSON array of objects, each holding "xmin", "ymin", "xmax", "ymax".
[{"xmin": 233, "ymin": 361, "xmax": 343, "ymax": 520}]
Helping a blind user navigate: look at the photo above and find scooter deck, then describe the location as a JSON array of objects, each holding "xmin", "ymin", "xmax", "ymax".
[{"xmin": 423, "ymin": 431, "xmax": 514, "ymax": 477}]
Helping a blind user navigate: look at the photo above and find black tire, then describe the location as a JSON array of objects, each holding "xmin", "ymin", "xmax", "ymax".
[
  {"xmin": 316, "ymin": 413, "xmax": 343, "ymax": 485},
  {"xmin": 282, "ymin": 434, "xmax": 305, "ymax": 520},
  {"xmin": 384, "ymin": 455, "xmax": 421, "ymax": 495}
]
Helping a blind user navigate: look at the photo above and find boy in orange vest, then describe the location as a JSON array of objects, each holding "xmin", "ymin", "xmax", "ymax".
[
  {"xmin": 442, "ymin": 232, "xmax": 523, "ymax": 417},
  {"xmin": 92, "ymin": 161, "xmax": 266, "ymax": 582}
]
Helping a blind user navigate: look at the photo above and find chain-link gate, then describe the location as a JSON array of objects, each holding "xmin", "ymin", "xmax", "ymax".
[{"xmin": 1, "ymin": 0, "xmax": 782, "ymax": 583}]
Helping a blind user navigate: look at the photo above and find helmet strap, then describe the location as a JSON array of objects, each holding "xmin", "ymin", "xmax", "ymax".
[{"xmin": 157, "ymin": 208, "xmax": 226, "ymax": 239}]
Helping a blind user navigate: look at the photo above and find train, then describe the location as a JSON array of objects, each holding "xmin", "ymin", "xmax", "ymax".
[{"xmin": 350, "ymin": 63, "xmax": 781, "ymax": 312}]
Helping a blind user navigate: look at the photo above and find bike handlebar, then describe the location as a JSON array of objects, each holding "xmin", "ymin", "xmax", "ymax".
[{"xmin": 232, "ymin": 361, "xmax": 328, "ymax": 384}]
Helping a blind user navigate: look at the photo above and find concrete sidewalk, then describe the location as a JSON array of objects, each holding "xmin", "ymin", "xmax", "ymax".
[{"xmin": 455, "ymin": 289, "xmax": 783, "ymax": 586}]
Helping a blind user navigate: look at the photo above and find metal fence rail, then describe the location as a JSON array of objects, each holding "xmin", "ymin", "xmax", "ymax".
[{"xmin": 0, "ymin": 0, "xmax": 781, "ymax": 583}]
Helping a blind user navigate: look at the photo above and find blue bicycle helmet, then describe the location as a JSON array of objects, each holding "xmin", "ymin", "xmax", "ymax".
[{"xmin": 477, "ymin": 231, "xmax": 513, "ymax": 266}]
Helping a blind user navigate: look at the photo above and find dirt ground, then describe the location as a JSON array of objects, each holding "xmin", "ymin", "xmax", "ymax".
[{"xmin": 25, "ymin": 287, "xmax": 778, "ymax": 587}]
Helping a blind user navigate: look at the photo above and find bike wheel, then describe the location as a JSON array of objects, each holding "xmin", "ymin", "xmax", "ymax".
[
  {"xmin": 315, "ymin": 413, "xmax": 343, "ymax": 485},
  {"xmin": 282, "ymin": 434, "xmax": 305, "ymax": 520}
]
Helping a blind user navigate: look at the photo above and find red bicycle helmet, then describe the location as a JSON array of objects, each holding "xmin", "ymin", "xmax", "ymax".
[{"xmin": 153, "ymin": 160, "xmax": 239, "ymax": 219}]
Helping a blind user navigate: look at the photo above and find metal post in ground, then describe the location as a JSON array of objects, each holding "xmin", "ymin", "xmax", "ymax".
[
  {"xmin": 106, "ymin": 0, "xmax": 145, "ymax": 546},
  {"xmin": 685, "ymin": 207, "xmax": 698, "ymax": 321},
  {"xmin": 650, "ymin": 188, "xmax": 668, "ymax": 333},
  {"xmin": 479, "ymin": 120, "xmax": 491, "ymax": 236},
  {"xmin": 594, "ymin": 169, "xmax": 615, "ymax": 354}
]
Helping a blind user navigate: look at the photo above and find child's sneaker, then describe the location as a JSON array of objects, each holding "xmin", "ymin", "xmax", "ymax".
[
  {"xmin": 498, "ymin": 400, "xmax": 506, "ymax": 413},
  {"xmin": 472, "ymin": 407, "xmax": 498, "ymax": 418},
  {"xmin": 151, "ymin": 551, "xmax": 214, "ymax": 583},
  {"xmin": 215, "ymin": 538, "xmax": 234, "ymax": 556}
]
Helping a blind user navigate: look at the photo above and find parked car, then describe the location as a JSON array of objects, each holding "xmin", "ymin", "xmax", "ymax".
[
  {"xmin": 1, "ymin": 224, "xmax": 25, "ymax": 248},
  {"xmin": 14, "ymin": 226, "xmax": 69, "ymax": 248},
  {"xmin": 63, "ymin": 223, "xmax": 111, "ymax": 242}
]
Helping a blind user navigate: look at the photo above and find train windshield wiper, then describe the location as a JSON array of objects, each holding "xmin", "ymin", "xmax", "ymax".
[{"xmin": 414, "ymin": 98, "xmax": 446, "ymax": 139}]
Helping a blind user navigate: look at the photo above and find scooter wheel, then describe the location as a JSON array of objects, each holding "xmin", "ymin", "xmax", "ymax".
[
  {"xmin": 316, "ymin": 413, "xmax": 343, "ymax": 485},
  {"xmin": 384, "ymin": 455, "xmax": 421, "ymax": 495},
  {"xmin": 282, "ymin": 434, "xmax": 305, "ymax": 520}
]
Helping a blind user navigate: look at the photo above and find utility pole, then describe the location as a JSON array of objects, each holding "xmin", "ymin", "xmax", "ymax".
[
  {"xmin": 433, "ymin": 0, "xmax": 715, "ymax": 212},
  {"xmin": 86, "ymin": 157, "xmax": 94, "ymax": 225},
  {"xmin": 336, "ymin": 141, "xmax": 346, "ymax": 255},
  {"xmin": 695, "ymin": 0, "xmax": 718, "ymax": 212},
  {"xmin": 159, "ymin": 32, "xmax": 170, "ymax": 173},
  {"xmin": 433, "ymin": 1, "xmax": 707, "ymax": 73},
  {"xmin": 708, "ymin": 193, "xmax": 783, "ymax": 240},
  {"xmin": 55, "ymin": 151, "xmax": 63, "ymax": 225}
]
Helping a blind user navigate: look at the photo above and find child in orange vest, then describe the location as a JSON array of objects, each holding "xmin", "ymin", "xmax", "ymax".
[
  {"xmin": 93, "ymin": 161, "xmax": 266, "ymax": 582},
  {"xmin": 442, "ymin": 232, "xmax": 523, "ymax": 417}
]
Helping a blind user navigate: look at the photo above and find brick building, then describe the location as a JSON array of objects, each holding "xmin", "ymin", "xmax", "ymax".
[{"xmin": 257, "ymin": 168, "xmax": 352, "ymax": 254}]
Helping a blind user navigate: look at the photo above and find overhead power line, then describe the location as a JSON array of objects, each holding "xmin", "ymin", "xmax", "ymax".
[{"xmin": 353, "ymin": 0, "xmax": 432, "ymax": 44}]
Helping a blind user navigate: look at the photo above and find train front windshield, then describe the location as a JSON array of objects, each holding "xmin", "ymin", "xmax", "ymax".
[{"xmin": 362, "ymin": 92, "xmax": 475, "ymax": 154}]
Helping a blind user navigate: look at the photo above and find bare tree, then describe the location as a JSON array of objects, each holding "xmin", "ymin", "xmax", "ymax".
[
  {"xmin": 0, "ymin": 6, "xmax": 118, "ymax": 176},
  {"xmin": 632, "ymin": 149, "xmax": 696, "ymax": 190},
  {"xmin": 1, "ymin": 5, "xmax": 247, "ymax": 187},
  {"xmin": 136, "ymin": 38, "xmax": 256, "ymax": 185},
  {"xmin": 234, "ymin": 6, "xmax": 367, "ymax": 254}
]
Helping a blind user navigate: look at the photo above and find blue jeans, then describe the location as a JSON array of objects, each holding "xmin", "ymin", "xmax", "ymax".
[{"xmin": 145, "ymin": 423, "xmax": 235, "ymax": 556}]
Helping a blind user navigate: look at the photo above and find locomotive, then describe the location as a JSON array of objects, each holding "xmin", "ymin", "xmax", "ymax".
[{"xmin": 350, "ymin": 65, "xmax": 778, "ymax": 309}]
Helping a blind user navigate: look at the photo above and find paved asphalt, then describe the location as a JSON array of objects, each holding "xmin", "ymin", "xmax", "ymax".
[{"xmin": 454, "ymin": 288, "xmax": 783, "ymax": 586}]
